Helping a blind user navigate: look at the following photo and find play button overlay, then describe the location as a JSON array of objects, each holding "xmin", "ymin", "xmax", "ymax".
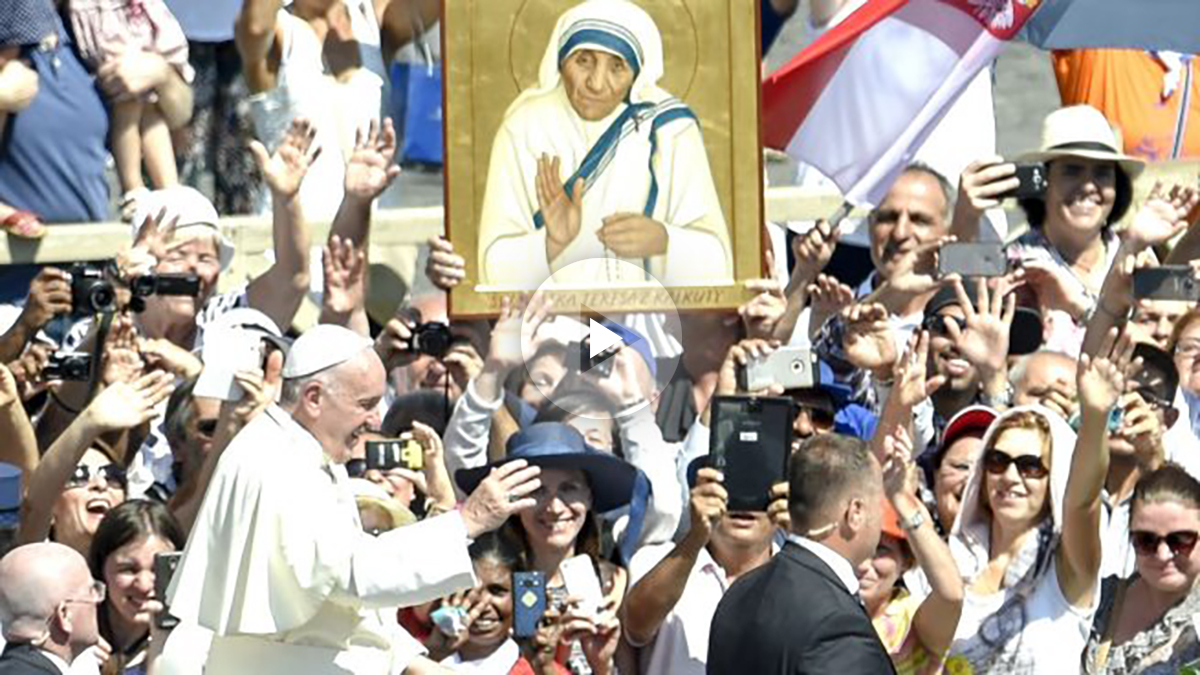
[{"xmin": 522, "ymin": 258, "xmax": 682, "ymax": 423}]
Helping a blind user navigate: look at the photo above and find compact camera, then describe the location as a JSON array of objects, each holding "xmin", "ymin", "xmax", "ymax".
[
  {"xmin": 68, "ymin": 262, "xmax": 116, "ymax": 316},
  {"xmin": 43, "ymin": 351, "xmax": 92, "ymax": 381}
]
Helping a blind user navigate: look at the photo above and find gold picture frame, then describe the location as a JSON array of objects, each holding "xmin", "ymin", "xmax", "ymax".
[{"xmin": 443, "ymin": 0, "xmax": 764, "ymax": 317}]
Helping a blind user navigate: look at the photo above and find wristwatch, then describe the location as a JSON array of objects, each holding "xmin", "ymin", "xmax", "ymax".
[
  {"xmin": 899, "ymin": 508, "xmax": 925, "ymax": 533},
  {"xmin": 979, "ymin": 381, "xmax": 1014, "ymax": 410}
]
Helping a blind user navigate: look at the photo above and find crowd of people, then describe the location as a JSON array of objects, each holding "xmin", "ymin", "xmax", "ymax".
[{"xmin": 2, "ymin": 0, "xmax": 1200, "ymax": 674}]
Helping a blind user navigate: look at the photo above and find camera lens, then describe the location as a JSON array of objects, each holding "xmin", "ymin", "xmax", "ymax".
[{"xmin": 88, "ymin": 283, "xmax": 116, "ymax": 313}]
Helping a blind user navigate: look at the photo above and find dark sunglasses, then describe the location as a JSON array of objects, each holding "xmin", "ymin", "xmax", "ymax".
[
  {"xmin": 982, "ymin": 449, "xmax": 1049, "ymax": 480},
  {"xmin": 195, "ymin": 419, "xmax": 219, "ymax": 438},
  {"xmin": 922, "ymin": 314, "xmax": 967, "ymax": 337},
  {"xmin": 346, "ymin": 458, "xmax": 367, "ymax": 479},
  {"xmin": 66, "ymin": 464, "xmax": 126, "ymax": 490},
  {"xmin": 1130, "ymin": 530, "xmax": 1200, "ymax": 558}
]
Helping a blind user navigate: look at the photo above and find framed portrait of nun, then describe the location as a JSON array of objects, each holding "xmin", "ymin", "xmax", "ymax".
[{"xmin": 444, "ymin": 0, "xmax": 763, "ymax": 316}]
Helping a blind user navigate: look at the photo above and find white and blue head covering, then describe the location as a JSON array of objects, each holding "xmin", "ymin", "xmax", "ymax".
[{"xmin": 532, "ymin": 0, "xmax": 669, "ymax": 107}]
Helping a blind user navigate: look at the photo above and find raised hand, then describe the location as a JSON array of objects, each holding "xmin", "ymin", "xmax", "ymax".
[
  {"xmin": 943, "ymin": 278, "xmax": 1013, "ymax": 382},
  {"xmin": 1021, "ymin": 260, "xmax": 1091, "ymax": 321},
  {"xmin": 374, "ymin": 311, "xmax": 418, "ymax": 370},
  {"xmin": 138, "ymin": 337, "xmax": 203, "ymax": 379},
  {"xmin": 102, "ymin": 315, "xmax": 146, "ymax": 385},
  {"xmin": 714, "ymin": 338, "xmax": 783, "ymax": 399},
  {"xmin": 459, "ymin": 460, "xmax": 542, "ymax": 538},
  {"xmin": 1123, "ymin": 182, "xmax": 1200, "ymax": 251},
  {"xmin": 538, "ymin": 156, "xmax": 582, "ymax": 261},
  {"xmin": 425, "ymin": 236, "xmax": 466, "ymax": 291},
  {"xmin": 739, "ymin": 279, "xmax": 787, "ymax": 340},
  {"xmin": 807, "ymin": 274, "xmax": 855, "ymax": 340},
  {"xmin": 686, "ymin": 467, "xmax": 728, "ymax": 544},
  {"xmin": 951, "ymin": 157, "xmax": 1018, "ymax": 225},
  {"xmin": 842, "ymin": 303, "xmax": 898, "ymax": 376},
  {"xmin": 322, "ymin": 235, "xmax": 366, "ymax": 318},
  {"xmin": 127, "ymin": 206, "xmax": 179, "ymax": 268},
  {"xmin": 883, "ymin": 236, "xmax": 955, "ymax": 296},
  {"xmin": 410, "ymin": 421, "xmax": 457, "ymax": 515},
  {"xmin": 881, "ymin": 425, "xmax": 919, "ymax": 500},
  {"xmin": 767, "ymin": 481, "xmax": 790, "ymax": 532},
  {"xmin": 892, "ymin": 330, "xmax": 945, "ymax": 408},
  {"xmin": 485, "ymin": 295, "xmax": 529, "ymax": 373},
  {"xmin": 86, "ymin": 371, "xmax": 174, "ymax": 432},
  {"xmin": 1077, "ymin": 329, "xmax": 1133, "ymax": 416},
  {"xmin": 18, "ymin": 268, "xmax": 71, "ymax": 331},
  {"xmin": 1114, "ymin": 392, "xmax": 1165, "ymax": 469},
  {"xmin": 788, "ymin": 219, "xmax": 840, "ymax": 293},
  {"xmin": 251, "ymin": 117, "xmax": 320, "ymax": 198},
  {"xmin": 0, "ymin": 365, "xmax": 18, "ymax": 410},
  {"xmin": 224, "ymin": 349, "xmax": 283, "ymax": 427},
  {"xmin": 344, "ymin": 118, "xmax": 401, "ymax": 202}
]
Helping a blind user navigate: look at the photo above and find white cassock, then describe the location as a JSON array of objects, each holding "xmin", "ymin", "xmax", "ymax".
[
  {"xmin": 475, "ymin": 0, "xmax": 733, "ymax": 290},
  {"xmin": 167, "ymin": 405, "xmax": 476, "ymax": 675}
]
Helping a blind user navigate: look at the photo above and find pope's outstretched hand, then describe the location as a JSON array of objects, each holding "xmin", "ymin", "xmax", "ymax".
[{"xmin": 459, "ymin": 460, "xmax": 542, "ymax": 538}]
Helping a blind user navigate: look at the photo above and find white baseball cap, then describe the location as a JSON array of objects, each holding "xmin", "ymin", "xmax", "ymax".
[{"xmin": 130, "ymin": 186, "xmax": 236, "ymax": 272}]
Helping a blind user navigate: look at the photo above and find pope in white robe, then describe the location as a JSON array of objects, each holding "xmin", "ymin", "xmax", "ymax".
[
  {"xmin": 166, "ymin": 325, "xmax": 541, "ymax": 674},
  {"xmin": 476, "ymin": 0, "xmax": 733, "ymax": 290}
]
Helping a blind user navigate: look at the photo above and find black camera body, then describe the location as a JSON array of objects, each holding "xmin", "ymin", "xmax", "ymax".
[
  {"xmin": 68, "ymin": 262, "xmax": 116, "ymax": 316},
  {"xmin": 126, "ymin": 273, "xmax": 202, "ymax": 312},
  {"xmin": 410, "ymin": 322, "xmax": 453, "ymax": 359},
  {"xmin": 43, "ymin": 351, "xmax": 92, "ymax": 381}
]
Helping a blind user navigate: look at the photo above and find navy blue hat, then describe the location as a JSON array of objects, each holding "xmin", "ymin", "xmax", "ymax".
[
  {"xmin": 455, "ymin": 423, "xmax": 637, "ymax": 512},
  {"xmin": 1, "ymin": 0, "xmax": 57, "ymax": 48}
]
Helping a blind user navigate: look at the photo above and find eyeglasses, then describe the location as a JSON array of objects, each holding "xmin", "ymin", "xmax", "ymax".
[
  {"xmin": 62, "ymin": 580, "xmax": 106, "ymax": 606},
  {"xmin": 982, "ymin": 449, "xmax": 1049, "ymax": 480},
  {"xmin": 1175, "ymin": 340, "xmax": 1200, "ymax": 359},
  {"xmin": 1130, "ymin": 530, "xmax": 1200, "ymax": 558},
  {"xmin": 65, "ymin": 464, "xmax": 126, "ymax": 490},
  {"xmin": 922, "ymin": 314, "xmax": 966, "ymax": 338}
]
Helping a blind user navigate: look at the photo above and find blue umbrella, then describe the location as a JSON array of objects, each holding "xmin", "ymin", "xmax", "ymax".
[{"xmin": 1022, "ymin": 0, "xmax": 1200, "ymax": 53}]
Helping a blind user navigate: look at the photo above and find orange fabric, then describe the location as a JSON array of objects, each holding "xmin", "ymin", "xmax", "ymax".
[{"xmin": 1053, "ymin": 49, "xmax": 1199, "ymax": 161}]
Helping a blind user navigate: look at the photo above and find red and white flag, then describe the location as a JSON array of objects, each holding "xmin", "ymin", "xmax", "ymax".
[{"xmin": 763, "ymin": 0, "xmax": 1042, "ymax": 205}]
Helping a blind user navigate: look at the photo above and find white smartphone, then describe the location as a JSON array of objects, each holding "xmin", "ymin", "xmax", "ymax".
[
  {"xmin": 194, "ymin": 329, "xmax": 264, "ymax": 401},
  {"xmin": 559, "ymin": 554, "xmax": 603, "ymax": 618}
]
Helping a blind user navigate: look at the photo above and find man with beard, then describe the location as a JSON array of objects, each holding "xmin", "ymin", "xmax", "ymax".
[
  {"xmin": 168, "ymin": 324, "xmax": 543, "ymax": 674},
  {"xmin": 914, "ymin": 279, "xmax": 1042, "ymax": 453},
  {"xmin": 622, "ymin": 464, "xmax": 782, "ymax": 675}
]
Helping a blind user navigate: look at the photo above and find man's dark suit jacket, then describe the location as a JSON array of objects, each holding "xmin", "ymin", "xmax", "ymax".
[
  {"xmin": 707, "ymin": 541, "xmax": 897, "ymax": 675},
  {"xmin": 0, "ymin": 643, "xmax": 63, "ymax": 675}
]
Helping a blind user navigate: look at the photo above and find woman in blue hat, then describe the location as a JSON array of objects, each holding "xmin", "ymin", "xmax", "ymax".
[{"xmin": 457, "ymin": 423, "xmax": 638, "ymax": 675}]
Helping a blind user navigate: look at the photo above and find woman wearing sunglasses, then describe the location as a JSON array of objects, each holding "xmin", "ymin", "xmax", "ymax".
[
  {"xmin": 940, "ymin": 335, "xmax": 1128, "ymax": 673},
  {"xmin": 1083, "ymin": 464, "xmax": 1200, "ymax": 673}
]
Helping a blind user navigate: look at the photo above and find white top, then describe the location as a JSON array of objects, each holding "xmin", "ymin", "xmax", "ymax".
[
  {"xmin": 945, "ymin": 565, "xmax": 1097, "ymax": 674},
  {"xmin": 168, "ymin": 405, "xmax": 476, "ymax": 675},
  {"xmin": 787, "ymin": 534, "xmax": 860, "ymax": 596},
  {"xmin": 249, "ymin": 0, "xmax": 388, "ymax": 221},
  {"xmin": 439, "ymin": 638, "xmax": 520, "ymax": 674}
]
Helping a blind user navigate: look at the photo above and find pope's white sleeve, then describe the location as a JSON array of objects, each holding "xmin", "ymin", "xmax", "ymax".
[
  {"xmin": 342, "ymin": 512, "xmax": 476, "ymax": 608},
  {"xmin": 443, "ymin": 379, "xmax": 504, "ymax": 498}
]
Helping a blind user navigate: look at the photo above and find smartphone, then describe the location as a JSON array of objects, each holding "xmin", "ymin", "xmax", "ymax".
[
  {"xmin": 512, "ymin": 571, "xmax": 546, "ymax": 638},
  {"xmin": 1133, "ymin": 266, "xmax": 1200, "ymax": 302},
  {"xmin": 937, "ymin": 242, "xmax": 1007, "ymax": 278},
  {"xmin": 739, "ymin": 346, "xmax": 818, "ymax": 392},
  {"xmin": 573, "ymin": 337, "xmax": 617, "ymax": 377},
  {"xmin": 193, "ymin": 329, "xmax": 265, "ymax": 401},
  {"xmin": 153, "ymin": 551, "xmax": 182, "ymax": 630},
  {"xmin": 430, "ymin": 605, "xmax": 469, "ymax": 636},
  {"xmin": 364, "ymin": 437, "xmax": 424, "ymax": 472},
  {"xmin": 998, "ymin": 161, "xmax": 1049, "ymax": 200},
  {"xmin": 559, "ymin": 554, "xmax": 603, "ymax": 618},
  {"xmin": 709, "ymin": 396, "xmax": 794, "ymax": 512}
]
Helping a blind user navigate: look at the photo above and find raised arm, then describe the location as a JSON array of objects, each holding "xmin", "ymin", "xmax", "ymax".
[
  {"xmin": 0, "ymin": 268, "xmax": 72, "ymax": 364},
  {"xmin": 881, "ymin": 426, "xmax": 963, "ymax": 659},
  {"xmin": 621, "ymin": 467, "xmax": 725, "ymax": 646},
  {"xmin": 0, "ymin": 366, "xmax": 38, "ymax": 479},
  {"xmin": 19, "ymin": 372, "xmax": 173, "ymax": 545},
  {"xmin": 235, "ymin": 0, "xmax": 284, "ymax": 93},
  {"xmin": 245, "ymin": 118, "xmax": 318, "ymax": 331},
  {"xmin": 330, "ymin": 119, "xmax": 401, "ymax": 249},
  {"xmin": 318, "ymin": 235, "xmax": 369, "ymax": 335},
  {"xmin": 1058, "ymin": 329, "xmax": 1132, "ymax": 608}
]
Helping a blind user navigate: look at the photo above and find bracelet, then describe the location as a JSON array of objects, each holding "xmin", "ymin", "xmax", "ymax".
[{"xmin": 48, "ymin": 388, "xmax": 82, "ymax": 414}]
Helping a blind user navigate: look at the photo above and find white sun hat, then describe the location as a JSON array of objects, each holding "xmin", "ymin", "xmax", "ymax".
[{"xmin": 1017, "ymin": 105, "xmax": 1145, "ymax": 179}]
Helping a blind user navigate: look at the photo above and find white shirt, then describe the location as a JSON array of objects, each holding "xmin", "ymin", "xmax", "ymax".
[{"xmin": 787, "ymin": 534, "xmax": 860, "ymax": 596}]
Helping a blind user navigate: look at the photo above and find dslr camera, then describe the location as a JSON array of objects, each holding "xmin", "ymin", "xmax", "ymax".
[
  {"xmin": 42, "ymin": 351, "xmax": 92, "ymax": 381},
  {"xmin": 68, "ymin": 262, "xmax": 116, "ymax": 316}
]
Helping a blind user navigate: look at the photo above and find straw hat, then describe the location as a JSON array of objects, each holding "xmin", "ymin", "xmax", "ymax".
[{"xmin": 1018, "ymin": 105, "xmax": 1144, "ymax": 179}]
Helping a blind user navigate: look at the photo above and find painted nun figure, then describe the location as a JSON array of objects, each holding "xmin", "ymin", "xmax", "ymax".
[{"xmin": 477, "ymin": 0, "xmax": 733, "ymax": 289}]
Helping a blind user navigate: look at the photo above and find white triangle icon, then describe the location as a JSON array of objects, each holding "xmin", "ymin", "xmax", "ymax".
[{"xmin": 589, "ymin": 319, "xmax": 624, "ymax": 359}]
